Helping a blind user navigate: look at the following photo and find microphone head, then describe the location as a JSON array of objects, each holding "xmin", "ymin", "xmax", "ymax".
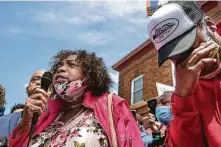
[{"xmin": 41, "ymin": 71, "xmax": 53, "ymax": 91}]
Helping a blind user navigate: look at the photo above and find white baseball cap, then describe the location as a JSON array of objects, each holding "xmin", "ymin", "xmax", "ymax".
[{"xmin": 147, "ymin": 2, "xmax": 204, "ymax": 66}]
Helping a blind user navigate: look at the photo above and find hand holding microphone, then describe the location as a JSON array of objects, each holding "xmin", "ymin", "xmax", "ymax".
[
  {"xmin": 16, "ymin": 72, "xmax": 52, "ymax": 136},
  {"xmin": 20, "ymin": 89, "xmax": 48, "ymax": 127}
]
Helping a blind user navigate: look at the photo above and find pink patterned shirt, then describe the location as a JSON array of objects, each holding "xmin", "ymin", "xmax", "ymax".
[{"xmin": 29, "ymin": 109, "xmax": 109, "ymax": 147}]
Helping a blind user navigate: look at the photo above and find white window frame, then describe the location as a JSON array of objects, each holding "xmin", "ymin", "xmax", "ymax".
[{"xmin": 131, "ymin": 74, "xmax": 143, "ymax": 104}]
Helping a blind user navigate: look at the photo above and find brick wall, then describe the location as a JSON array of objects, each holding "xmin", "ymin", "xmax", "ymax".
[
  {"xmin": 114, "ymin": 1, "xmax": 221, "ymax": 116},
  {"xmin": 117, "ymin": 42, "xmax": 173, "ymax": 104}
]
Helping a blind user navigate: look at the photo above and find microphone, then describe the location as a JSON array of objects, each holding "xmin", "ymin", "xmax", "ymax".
[
  {"xmin": 28, "ymin": 71, "xmax": 53, "ymax": 145},
  {"xmin": 40, "ymin": 71, "xmax": 53, "ymax": 92},
  {"xmin": 32, "ymin": 71, "xmax": 53, "ymax": 127}
]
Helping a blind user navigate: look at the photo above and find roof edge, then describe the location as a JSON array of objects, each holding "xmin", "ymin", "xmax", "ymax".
[{"xmin": 112, "ymin": 39, "xmax": 152, "ymax": 71}]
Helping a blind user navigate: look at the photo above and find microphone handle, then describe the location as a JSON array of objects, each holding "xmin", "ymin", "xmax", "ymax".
[
  {"xmin": 32, "ymin": 113, "xmax": 39, "ymax": 127},
  {"xmin": 27, "ymin": 113, "xmax": 39, "ymax": 146}
]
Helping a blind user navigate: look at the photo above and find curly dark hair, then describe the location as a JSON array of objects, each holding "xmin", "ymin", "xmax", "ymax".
[
  {"xmin": 50, "ymin": 49, "xmax": 113, "ymax": 96},
  {"xmin": 0, "ymin": 84, "xmax": 6, "ymax": 106},
  {"xmin": 11, "ymin": 103, "xmax": 25, "ymax": 113}
]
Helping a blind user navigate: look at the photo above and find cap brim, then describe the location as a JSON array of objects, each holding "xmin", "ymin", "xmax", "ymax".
[{"xmin": 158, "ymin": 27, "xmax": 197, "ymax": 66}]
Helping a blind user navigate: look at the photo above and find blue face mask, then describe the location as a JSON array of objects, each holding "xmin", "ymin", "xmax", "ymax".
[
  {"xmin": 156, "ymin": 106, "xmax": 173, "ymax": 126},
  {"xmin": 0, "ymin": 106, "xmax": 5, "ymax": 116}
]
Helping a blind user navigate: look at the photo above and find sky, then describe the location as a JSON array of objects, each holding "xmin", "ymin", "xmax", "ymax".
[{"xmin": 0, "ymin": 1, "xmax": 149, "ymax": 114}]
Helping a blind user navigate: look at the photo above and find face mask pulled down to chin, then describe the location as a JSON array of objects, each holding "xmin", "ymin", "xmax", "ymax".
[{"xmin": 53, "ymin": 79, "xmax": 87, "ymax": 103}]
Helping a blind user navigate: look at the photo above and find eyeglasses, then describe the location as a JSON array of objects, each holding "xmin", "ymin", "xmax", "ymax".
[{"xmin": 30, "ymin": 76, "xmax": 42, "ymax": 83}]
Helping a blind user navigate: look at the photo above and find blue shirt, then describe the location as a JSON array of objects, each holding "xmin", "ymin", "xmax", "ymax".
[
  {"xmin": 140, "ymin": 127, "xmax": 153, "ymax": 147},
  {"xmin": 0, "ymin": 112, "xmax": 22, "ymax": 137}
]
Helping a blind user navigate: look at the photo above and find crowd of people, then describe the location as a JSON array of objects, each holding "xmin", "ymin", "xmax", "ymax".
[{"xmin": 0, "ymin": 1, "xmax": 221, "ymax": 147}]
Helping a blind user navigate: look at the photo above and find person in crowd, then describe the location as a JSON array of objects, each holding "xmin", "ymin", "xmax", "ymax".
[
  {"xmin": 9, "ymin": 49, "xmax": 144, "ymax": 147},
  {"xmin": 26, "ymin": 69, "xmax": 47, "ymax": 97},
  {"xmin": 148, "ymin": 91, "xmax": 173, "ymax": 147},
  {"xmin": 138, "ymin": 112, "xmax": 163, "ymax": 147},
  {"xmin": 136, "ymin": 113, "xmax": 153, "ymax": 147},
  {"xmin": 0, "ymin": 69, "xmax": 46, "ymax": 137},
  {"xmin": 135, "ymin": 92, "xmax": 172, "ymax": 147},
  {"xmin": 144, "ymin": 113, "xmax": 162, "ymax": 138},
  {"xmin": 131, "ymin": 110, "xmax": 153, "ymax": 146},
  {"xmin": 144, "ymin": 96, "xmax": 169, "ymax": 139},
  {"xmin": 10, "ymin": 103, "xmax": 25, "ymax": 113},
  {"xmin": 147, "ymin": 1, "xmax": 221, "ymax": 146},
  {"xmin": 0, "ymin": 84, "xmax": 6, "ymax": 117},
  {"xmin": 155, "ymin": 91, "xmax": 173, "ymax": 127}
]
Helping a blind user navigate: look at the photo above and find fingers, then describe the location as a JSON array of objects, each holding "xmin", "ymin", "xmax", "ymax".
[
  {"xmin": 31, "ymin": 88, "xmax": 48, "ymax": 104},
  {"xmin": 148, "ymin": 113, "xmax": 155, "ymax": 119},
  {"xmin": 177, "ymin": 41, "xmax": 212, "ymax": 67},
  {"xmin": 147, "ymin": 113, "xmax": 156, "ymax": 126},
  {"xmin": 24, "ymin": 89, "xmax": 47, "ymax": 117},
  {"xmin": 33, "ymin": 88, "xmax": 48, "ymax": 98},
  {"xmin": 188, "ymin": 42, "xmax": 219, "ymax": 66},
  {"xmin": 193, "ymin": 58, "xmax": 217, "ymax": 72},
  {"xmin": 192, "ymin": 41, "xmax": 212, "ymax": 54},
  {"xmin": 28, "ymin": 98, "xmax": 46, "ymax": 112},
  {"xmin": 25, "ymin": 101, "xmax": 44, "ymax": 115},
  {"xmin": 20, "ymin": 88, "xmax": 48, "ymax": 128},
  {"xmin": 30, "ymin": 93, "xmax": 47, "ymax": 105},
  {"xmin": 25, "ymin": 92, "xmax": 47, "ymax": 116},
  {"xmin": 21, "ymin": 101, "xmax": 44, "ymax": 127},
  {"xmin": 29, "ymin": 91, "xmax": 47, "ymax": 112}
]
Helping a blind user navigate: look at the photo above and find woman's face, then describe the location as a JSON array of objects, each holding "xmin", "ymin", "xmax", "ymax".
[{"xmin": 53, "ymin": 55, "xmax": 85, "ymax": 84}]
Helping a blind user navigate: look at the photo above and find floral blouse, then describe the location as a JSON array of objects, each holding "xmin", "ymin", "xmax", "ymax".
[{"xmin": 29, "ymin": 109, "xmax": 109, "ymax": 147}]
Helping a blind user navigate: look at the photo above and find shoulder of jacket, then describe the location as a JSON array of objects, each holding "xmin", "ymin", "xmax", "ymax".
[{"xmin": 112, "ymin": 94, "xmax": 129, "ymax": 106}]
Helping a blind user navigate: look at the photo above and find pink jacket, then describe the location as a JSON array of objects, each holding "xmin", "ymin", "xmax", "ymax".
[{"xmin": 9, "ymin": 91, "xmax": 144, "ymax": 147}]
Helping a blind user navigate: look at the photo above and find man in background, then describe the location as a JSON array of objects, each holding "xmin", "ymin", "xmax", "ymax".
[
  {"xmin": 147, "ymin": 1, "xmax": 221, "ymax": 146},
  {"xmin": 144, "ymin": 91, "xmax": 172, "ymax": 139},
  {"xmin": 0, "ymin": 69, "xmax": 46, "ymax": 137},
  {"xmin": 155, "ymin": 91, "xmax": 173, "ymax": 127},
  {"xmin": 10, "ymin": 103, "xmax": 25, "ymax": 113},
  {"xmin": 147, "ymin": 91, "xmax": 173, "ymax": 147}
]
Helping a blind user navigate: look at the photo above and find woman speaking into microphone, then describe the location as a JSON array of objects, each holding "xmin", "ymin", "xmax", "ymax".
[{"xmin": 9, "ymin": 49, "xmax": 144, "ymax": 147}]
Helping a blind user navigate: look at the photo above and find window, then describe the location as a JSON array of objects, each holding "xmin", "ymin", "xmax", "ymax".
[{"xmin": 131, "ymin": 74, "xmax": 143, "ymax": 104}]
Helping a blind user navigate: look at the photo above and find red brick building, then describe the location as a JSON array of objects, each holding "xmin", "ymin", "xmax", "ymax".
[
  {"xmin": 112, "ymin": 1, "xmax": 221, "ymax": 116},
  {"xmin": 112, "ymin": 40, "xmax": 173, "ymax": 103}
]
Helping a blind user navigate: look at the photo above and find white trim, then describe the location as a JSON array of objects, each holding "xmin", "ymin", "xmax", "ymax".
[
  {"xmin": 171, "ymin": 61, "xmax": 176, "ymax": 87},
  {"xmin": 133, "ymin": 87, "xmax": 143, "ymax": 93},
  {"xmin": 156, "ymin": 82, "xmax": 174, "ymax": 96},
  {"xmin": 131, "ymin": 74, "xmax": 143, "ymax": 104}
]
